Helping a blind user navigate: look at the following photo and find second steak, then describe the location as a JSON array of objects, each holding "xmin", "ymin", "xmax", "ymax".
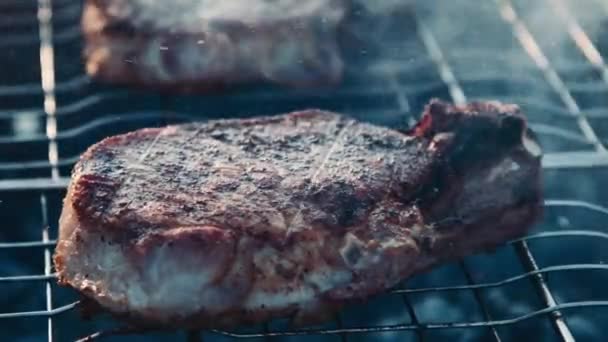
[{"xmin": 82, "ymin": 0, "xmax": 348, "ymax": 91}]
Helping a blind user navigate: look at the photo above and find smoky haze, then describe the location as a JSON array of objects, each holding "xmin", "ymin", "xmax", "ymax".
[
  {"xmin": 394, "ymin": 2, "xmax": 608, "ymax": 342},
  {"xmin": 411, "ymin": 0, "xmax": 608, "ymax": 149}
]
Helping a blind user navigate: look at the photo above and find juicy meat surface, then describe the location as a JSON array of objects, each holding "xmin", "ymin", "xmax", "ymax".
[
  {"xmin": 82, "ymin": 0, "xmax": 347, "ymax": 90},
  {"xmin": 54, "ymin": 100, "xmax": 543, "ymax": 329}
]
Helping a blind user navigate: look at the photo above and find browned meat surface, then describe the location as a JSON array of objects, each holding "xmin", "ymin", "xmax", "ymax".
[
  {"xmin": 54, "ymin": 100, "xmax": 543, "ymax": 329},
  {"xmin": 82, "ymin": 0, "xmax": 348, "ymax": 91}
]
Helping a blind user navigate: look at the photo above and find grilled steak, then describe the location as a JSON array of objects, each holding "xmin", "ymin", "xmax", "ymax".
[
  {"xmin": 82, "ymin": 0, "xmax": 348, "ymax": 90},
  {"xmin": 54, "ymin": 100, "xmax": 543, "ymax": 329}
]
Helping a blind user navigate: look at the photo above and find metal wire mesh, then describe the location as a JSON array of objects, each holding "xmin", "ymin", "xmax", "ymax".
[{"xmin": 1, "ymin": 0, "xmax": 608, "ymax": 341}]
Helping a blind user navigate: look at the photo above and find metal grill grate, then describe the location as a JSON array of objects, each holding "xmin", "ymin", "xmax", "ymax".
[{"xmin": 1, "ymin": 0, "xmax": 608, "ymax": 341}]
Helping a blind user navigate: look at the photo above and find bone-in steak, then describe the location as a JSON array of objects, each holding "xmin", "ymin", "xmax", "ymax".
[
  {"xmin": 82, "ymin": 0, "xmax": 348, "ymax": 90},
  {"xmin": 54, "ymin": 100, "xmax": 543, "ymax": 329}
]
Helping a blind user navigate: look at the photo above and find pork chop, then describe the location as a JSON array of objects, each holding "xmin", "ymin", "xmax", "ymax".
[
  {"xmin": 82, "ymin": 0, "xmax": 348, "ymax": 91},
  {"xmin": 54, "ymin": 100, "xmax": 543, "ymax": 329}
]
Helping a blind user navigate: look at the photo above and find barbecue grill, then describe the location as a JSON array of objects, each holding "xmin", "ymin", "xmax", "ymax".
[{"xmin": 2, "ymin": 0, "xmax": 608, "ymax": 341}]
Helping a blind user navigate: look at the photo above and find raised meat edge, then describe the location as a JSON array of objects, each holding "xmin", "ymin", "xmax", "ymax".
[{"xmin": 54, "ymin": 101, "xmax": 543, "ymax": 329}]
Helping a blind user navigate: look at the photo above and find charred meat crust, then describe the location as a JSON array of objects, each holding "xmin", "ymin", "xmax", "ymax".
[{"xmin": 55, "ymin": 100, "xmax": 543, "ymax": 329}]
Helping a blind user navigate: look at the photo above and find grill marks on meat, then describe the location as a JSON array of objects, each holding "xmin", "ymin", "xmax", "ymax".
[
  {"xmin": 82, "ymin": 0, "xmax": 347, "ymax": 90},
  {"xmin": 54, "ymin": 100, "xmax": 543, "ymax": 329}
]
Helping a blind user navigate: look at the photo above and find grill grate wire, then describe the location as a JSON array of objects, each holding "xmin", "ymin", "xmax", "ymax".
[
  {"xmin": 37, "ymin": 0, "xmax": 59, "ymax": 341},
  {"xmin": 1, "ymin": 0, "xmax": 608, "ymax": 341},
  {"xmin": 416, "ymin": 13, "xmax": 564, "ymax": 341}
]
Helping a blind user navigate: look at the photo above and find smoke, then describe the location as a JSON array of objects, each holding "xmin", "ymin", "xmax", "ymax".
[
  {"xmin": 353, "ymin": 0, "xmax": 415, "ymax": 15},
  {"xmin": 398, "ymin": 3, "xmax": 608, "ymax": 342},
  {"xmin": 411, "ymin": 0, "xmax": 608, "ymax": 91},
  {"xmin": 409, "ymin": 0, "xmax": 608, "ymax": 151}
]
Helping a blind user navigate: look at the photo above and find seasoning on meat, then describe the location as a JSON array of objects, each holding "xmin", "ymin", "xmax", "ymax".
[
  {"xmin": 54, "ymin": 99, "xmax": 543, "ymax": 329},
  {"xmin": 82, "ymin": 0, "xmax": 347, "ymax": 91}
]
